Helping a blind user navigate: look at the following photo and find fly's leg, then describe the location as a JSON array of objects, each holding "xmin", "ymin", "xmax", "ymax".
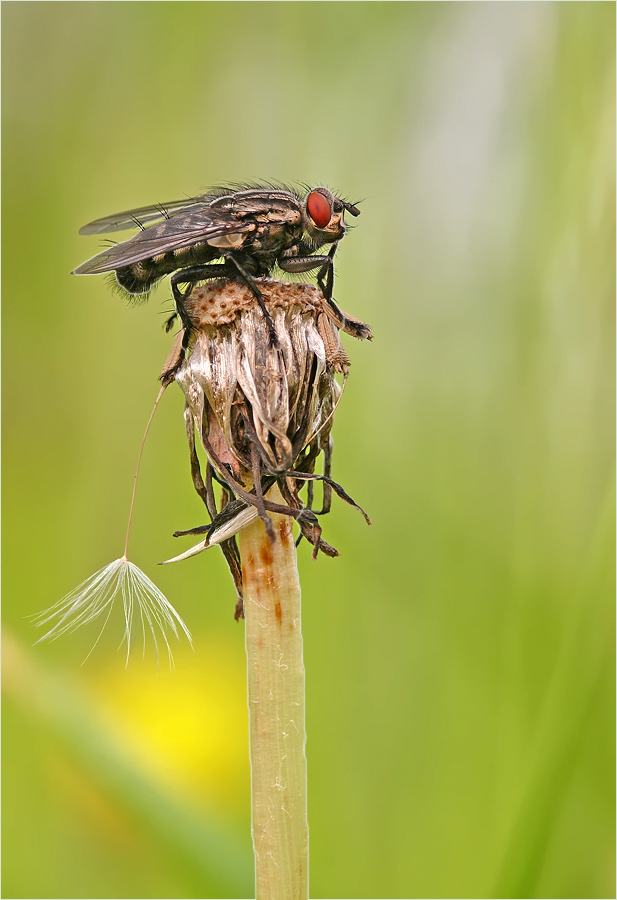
[
  {"xmin": 279, "ymin": 251, "xmax": 333, "ymax": 290},
  {"xmin": 317, "ymin": 243, "xmax": 337, "ymax": 302},
  {"xmin": 170, "ymin": 263, "xmax": 231, "ymax": 320},
  {"xmin": 279, "ymin": 247, "xmax": 371, "ymax": 339},
  {"xmin": 161, "ymin": 263, "xmax": 233, "ymax": 382},
  {"xmin": 173, "ymin": 255, "xmax": 280, "ymax": 349},
  {"xmin": 315, "ymin": 245, "xmax": 370, "ymax": 338},
  {"xmin": 279, "ymin": 243, "xmax": 337, "ymax": 298},
  {"xmin": 226, "ymin": 256, "xmax": 280, "ymax": 349},
  {"xmin": 278, "ymin": 246, "xmax": 349, "ymax": 328}
]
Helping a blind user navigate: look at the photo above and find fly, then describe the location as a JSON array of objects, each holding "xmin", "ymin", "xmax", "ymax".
[{"xmin": 73, "ymin": 183, "xmax": 362, "ymax": 381}]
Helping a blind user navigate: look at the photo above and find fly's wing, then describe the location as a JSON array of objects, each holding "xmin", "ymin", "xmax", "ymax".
[
  {"xmin": 73, "ymin": 207, "xmax": 256, "ymax": 275},
  {"xmin": 78, "ymin": 195, "xmax": 218, "ymax": 235}
]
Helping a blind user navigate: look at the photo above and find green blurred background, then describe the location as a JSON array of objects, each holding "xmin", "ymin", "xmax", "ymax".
[{"xmin": 2, "ymin": 3, "xmax": 614, "ymax": 898}]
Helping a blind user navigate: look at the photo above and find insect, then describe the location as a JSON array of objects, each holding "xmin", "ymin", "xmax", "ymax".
[{"xmin": 73, "ymin": 183, "xmax": 362, "ymax": 380}]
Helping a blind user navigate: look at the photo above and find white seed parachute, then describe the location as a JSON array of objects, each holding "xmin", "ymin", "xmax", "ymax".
[
  {"xmin": 34, "ymin": 557, "xmax": 191, "ymax": 665},
  {"xmin": 33, "ymin": 386, "xmax": 191, "ymax": 664}
]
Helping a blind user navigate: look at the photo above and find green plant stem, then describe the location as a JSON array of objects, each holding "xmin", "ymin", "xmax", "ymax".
[{"xmin": 239, "ymin": 487, "xmax": 308, "ymax": 900}]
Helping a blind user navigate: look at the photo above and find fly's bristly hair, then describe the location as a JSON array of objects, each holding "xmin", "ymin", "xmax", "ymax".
[
  {"xmin": 206, "ymin": 179, "xmax": 305, "ymax": 200},
  {"xmin": 105, "ymin": 271, "xmax": 154, "ymax": 305}
]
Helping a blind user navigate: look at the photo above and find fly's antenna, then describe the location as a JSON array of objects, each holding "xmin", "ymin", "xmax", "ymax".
[
  {"xmin": 123, "ymin": 385, "xmax": 166, "ymax": 559},
  {"xmin": 343, "ymin": 201, "xmax": 362, "ymax": 217}
]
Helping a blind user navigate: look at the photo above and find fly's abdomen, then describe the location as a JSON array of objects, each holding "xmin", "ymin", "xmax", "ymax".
[
  {"xmin": 115, "ymin": 259, "xmax": 167, "ymax": 294},
  {"xmin": 115, "ymin": 243, "xmax": 215, "ymax": 295}
]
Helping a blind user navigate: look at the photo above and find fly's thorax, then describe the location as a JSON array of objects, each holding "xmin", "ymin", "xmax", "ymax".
[
  {"xmin": 211, "ymin": 189, "xmax": 303, "ymax": 224},
  {"xmin": 248, "ymin": 219, "xmax": 303, "ymax": 256}
]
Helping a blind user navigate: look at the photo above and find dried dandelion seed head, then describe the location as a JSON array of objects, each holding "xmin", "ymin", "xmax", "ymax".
[
  {"xmin": 177, "ymin": 279, "xmax": 349, "ymax": 477},
  {"xmin": 165, "ymin": 278, "xmax": 371, "ymax": 608}
]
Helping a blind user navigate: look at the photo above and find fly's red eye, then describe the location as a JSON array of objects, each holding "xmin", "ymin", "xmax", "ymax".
[{"xmin": 307, "ymin": 191, "xmax": 332, "ymax": 228}]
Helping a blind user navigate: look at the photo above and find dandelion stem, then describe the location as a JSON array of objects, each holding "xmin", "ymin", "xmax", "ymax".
[{"xmin": 239, "ymin": 485, "xmax": 308, "ymax": 900}]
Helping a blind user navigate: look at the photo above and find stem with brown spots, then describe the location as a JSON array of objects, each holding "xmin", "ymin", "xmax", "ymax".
[{"xmin": 239, "ymin": 485, "xmax": 308, "ymax": 900}]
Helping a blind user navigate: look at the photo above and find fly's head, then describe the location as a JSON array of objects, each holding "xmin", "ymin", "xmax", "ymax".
[{"xmin": 301, "ymin": 188, "xmax": 361, "ymax": 247}]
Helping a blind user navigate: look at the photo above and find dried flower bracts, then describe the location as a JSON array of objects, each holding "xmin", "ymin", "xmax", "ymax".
[{"xmin": 165, "ymin": 278, "xmax": 371, "ymax": 619}]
